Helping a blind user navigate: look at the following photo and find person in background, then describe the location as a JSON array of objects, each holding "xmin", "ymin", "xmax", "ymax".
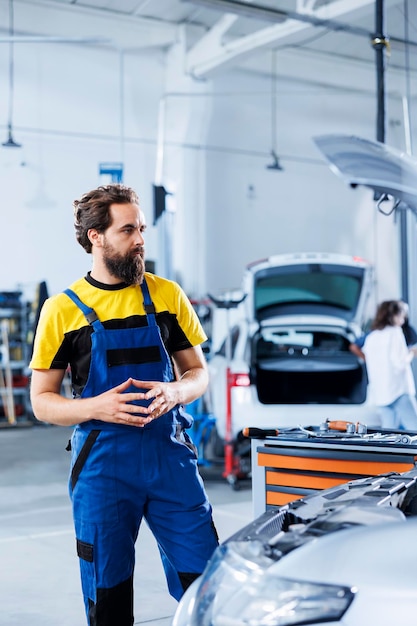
[
  {"xmin": 29, "ymin": 184, "xmax": 219, "ymax": 626},
  {"xmin": 362, "ymin": 300, "xmax": 417, "ymax": 430},
  {"xmin": 349, "ymin": 300, "xmax": 417, "ymax": 361}
]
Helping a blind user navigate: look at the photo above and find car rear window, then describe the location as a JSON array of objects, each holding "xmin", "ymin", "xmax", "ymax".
[{"xmin": 254, "ymin": 263, "xmax": 363, "ymax": 319}]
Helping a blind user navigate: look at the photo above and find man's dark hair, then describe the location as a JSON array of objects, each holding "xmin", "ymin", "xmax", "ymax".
[{"xmin": 73, "ymin": 184, "xmax": 139, "ymax": 253}]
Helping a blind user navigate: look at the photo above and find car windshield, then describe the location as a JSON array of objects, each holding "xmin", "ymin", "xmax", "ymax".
[{"xmin": 254, "ymin": 263, "xmax": 363, "ymax": 318}]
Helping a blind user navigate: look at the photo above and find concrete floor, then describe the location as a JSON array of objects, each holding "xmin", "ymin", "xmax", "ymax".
[{"xmin": 0, "ymin": 424, "xmax": 253, "ymax": 626}]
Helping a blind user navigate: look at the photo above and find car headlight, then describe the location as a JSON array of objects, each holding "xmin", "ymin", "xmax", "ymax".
[{"xmin": 178, "ymin": 541, "xmax": 355, "ymax": 626}]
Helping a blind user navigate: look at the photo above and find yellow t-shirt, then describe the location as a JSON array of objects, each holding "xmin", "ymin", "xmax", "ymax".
[{"xmin": 30, "ymin": 272, "xmax": 207, "ymax": 396}]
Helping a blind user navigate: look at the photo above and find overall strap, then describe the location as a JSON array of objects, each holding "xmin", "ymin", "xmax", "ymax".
[
  {"xmin": 63, "ymin": 288, "xmax": 104, "ymax": 332},
  {"xmin": 140, "ymin": 278, "xmax": 157, "ymax": 327}
]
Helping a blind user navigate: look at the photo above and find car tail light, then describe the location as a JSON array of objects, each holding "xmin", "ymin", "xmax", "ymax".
[{"xmin": 229, "ymin": 372, "xmax": 251, "ymax": 387}]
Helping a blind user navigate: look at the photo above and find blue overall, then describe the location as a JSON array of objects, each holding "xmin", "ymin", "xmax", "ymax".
[{"xmin": 64, "ymin": 280, "xmax": 218, "ymax": 626}]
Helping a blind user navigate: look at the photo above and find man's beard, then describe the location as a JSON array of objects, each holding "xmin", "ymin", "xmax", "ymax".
[{"xmin": 103, "ymin": 242, "xmax": 145, "ymax": 285}]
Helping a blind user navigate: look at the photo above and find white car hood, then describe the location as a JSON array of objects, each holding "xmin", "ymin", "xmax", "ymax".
[
  {"xmin": 267, "ymin": 518, "xmax": 417, "ymax": 624},
  {"xmin": 268, "ymin": 518, "xmax": 415, "ymax": 586},
  {"xmin": 313, "ymin": 134, "xmax": 417, "ymax": 213}
]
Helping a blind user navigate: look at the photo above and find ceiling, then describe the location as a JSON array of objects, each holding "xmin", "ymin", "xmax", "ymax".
[{"xmin": 1, "ymin": 0, "xmax": 417, "ymax": 89}]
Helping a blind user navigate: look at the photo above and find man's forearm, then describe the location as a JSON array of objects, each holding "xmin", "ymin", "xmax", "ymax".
[
  {"xmin": 175, "ymin": 367, "xmax": 209, "ymax": 405},
  {"xmin": 31, "ymin": 392, "xmax": 94, "ymax": 427}
]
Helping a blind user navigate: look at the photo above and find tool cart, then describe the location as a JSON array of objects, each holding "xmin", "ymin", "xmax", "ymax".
[{"xmin": 249, "ymin": 420, "xmax": 417, "ymax": 516}]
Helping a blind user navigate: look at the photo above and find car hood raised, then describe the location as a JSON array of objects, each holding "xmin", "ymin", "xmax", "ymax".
[{"xmin": 313, "ymin": 134, "xmax": 417, "ymax": 213}]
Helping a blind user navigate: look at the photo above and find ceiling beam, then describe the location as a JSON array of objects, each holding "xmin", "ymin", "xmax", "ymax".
[
  {"xmin": 184, "ymin": 0, "xmax": 380, "ymax": 37},
  {"xmin": 186, "ymin": 13, "xmax": 238, "ymax": 65},
  {"xmin": 185, "ymin": 0, "xmax": 404, "ymax": 78}
]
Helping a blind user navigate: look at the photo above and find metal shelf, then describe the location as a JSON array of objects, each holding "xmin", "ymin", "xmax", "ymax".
[{"xmin": 0, "ymin": 292, "xmax": 32, "ymax": 426}]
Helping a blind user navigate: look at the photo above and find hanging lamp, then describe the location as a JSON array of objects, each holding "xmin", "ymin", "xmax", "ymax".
[
  {"xmin": 266, "ymin": 49, "xmax": 283, "ymax": 171},
  {"xmin": 2, "ymin": 0, "xmax": 21, "ymax": 148}
]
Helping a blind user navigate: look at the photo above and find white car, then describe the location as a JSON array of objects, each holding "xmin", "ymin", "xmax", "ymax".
[
  {"xmin": 206, "ymin": 252, "xmax": 379, "ymax": 463},
  {"xmin": 173, "ymin": 467, "xmax": 417, "ymax": 626}
]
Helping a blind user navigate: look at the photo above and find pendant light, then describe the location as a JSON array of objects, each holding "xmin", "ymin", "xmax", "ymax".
[
  {"xmin": 2, "ymin": 0, "xmax": 21, "ymax": 148},
  {"xmin": 266, "ymin": 49, "xmax": 283, "ymax": 171}
]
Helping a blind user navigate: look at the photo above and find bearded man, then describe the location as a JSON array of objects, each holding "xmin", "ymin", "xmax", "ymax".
[{"xmin": 29, "ymin": 184, "xmax": 218, "ymax": 626}]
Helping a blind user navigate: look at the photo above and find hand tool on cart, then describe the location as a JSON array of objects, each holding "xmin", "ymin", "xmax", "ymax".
[
  {"xmin": 242, "ymin": 427, "xmax": 280, "ymax": 438},
  {"xmin": 242, "ymin": 421, "xmax": 417, "ymax": 446},
  {"xmin": 324, "ymin": 420, "xmax": 367, "ymax": 434},
  {"xmin": 296, "ymin": 420, "xmax": 367, "ymax": 437}
]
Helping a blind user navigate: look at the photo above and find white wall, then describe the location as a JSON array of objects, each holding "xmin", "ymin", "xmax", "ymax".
[
  {"xmin": 0, "ymin": 41, "xmax": 164, "ymax": 299},
  {"xmin": 204, "ymin": 69, "xmax": 405, "ymax": 305}
]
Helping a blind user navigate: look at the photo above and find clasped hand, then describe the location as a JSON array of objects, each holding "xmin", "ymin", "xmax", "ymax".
[{"xmin": 94, "ymin": 377, "xmax": 180, "ymax": 427}]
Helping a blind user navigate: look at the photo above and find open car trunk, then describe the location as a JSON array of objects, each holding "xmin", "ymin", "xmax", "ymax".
[{"xmin": 252, "ymin": 326, "xmax": 367, "ymax": 405}]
